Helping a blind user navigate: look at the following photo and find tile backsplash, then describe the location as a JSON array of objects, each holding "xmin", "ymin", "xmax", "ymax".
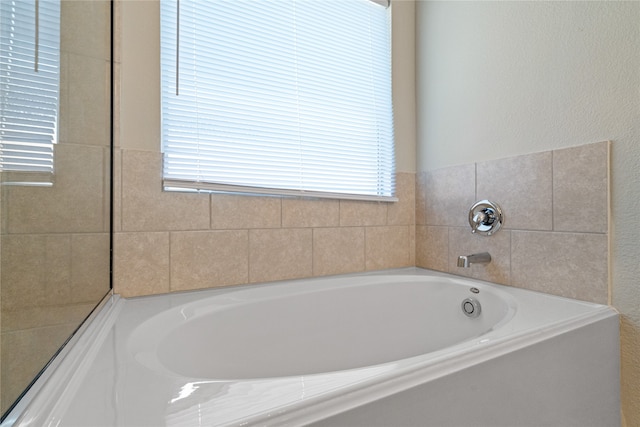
[
  {"xmin": 113, "ymin": 149, "xmax": 415, "ymax": 297},
  {"xmin": 114, "ymin": 141, "xmax": 609, "ymax": 304},
  {"xmin": 416, "ymin": 141, "xmax": 610, "ymax": 304}
]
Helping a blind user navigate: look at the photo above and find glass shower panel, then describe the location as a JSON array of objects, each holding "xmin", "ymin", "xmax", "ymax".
[{"xmin": 0, "ymin": 0, "xmax": 112, "ymax": 417}]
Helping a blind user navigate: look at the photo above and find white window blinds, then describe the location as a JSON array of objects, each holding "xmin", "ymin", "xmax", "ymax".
[
  {"xmin": 0, "ymin": 0, "xmax": 60, "ymax": 182},
  {"xmin": 161, "ymin": 0, "xmax": 395, "ymax": 201}
]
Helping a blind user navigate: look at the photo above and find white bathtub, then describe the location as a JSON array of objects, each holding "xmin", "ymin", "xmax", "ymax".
[{"xmin": 8, "ymin": 268, "xmax": 619, "ymax": 426}]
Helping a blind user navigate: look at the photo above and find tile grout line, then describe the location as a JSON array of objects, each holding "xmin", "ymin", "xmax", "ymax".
[
  {"xmin": 118, "ymin": 148, "xmax": 123, "ymax": 233},
  {"xmin": 509, "ymin": 230, "xmax": 513, "ymax": 287},
  {"xmin": 474, "ymin": 161, "xmax": 478, "ymax": 200},
  {"xmin": 311, "ymin": 227, "xmax": 315, "ymax": 277},
  {"xmin": 551, "ymin": 150, "xmax": 555, "ymax": 232},
  {"xmin": 168, "ymin": 231, "xmax": 172, "ymax": 293},
  {"xmin": 247, "ymin": 229, "xmax": 252, "ymax": 283}
]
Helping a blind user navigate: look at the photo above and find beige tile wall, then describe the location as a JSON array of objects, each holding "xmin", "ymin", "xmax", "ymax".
[
  {"xmin": 113, "ymin": 151, "xmax": 415, "ymax": 297},
  {"xmin": 114, "ymin": 142, "xmax": 609, "ymax": 305},
  {"xmin": 416, "ymin": 141, "xmax": 610, "ymax": 304}
]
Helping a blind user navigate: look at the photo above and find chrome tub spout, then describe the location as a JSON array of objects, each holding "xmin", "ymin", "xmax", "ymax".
[{"xmin": 457, "ymin": 252, "xmax": 491, "ymax": 268}]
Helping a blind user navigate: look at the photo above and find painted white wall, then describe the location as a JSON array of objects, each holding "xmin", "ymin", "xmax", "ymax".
[
  {"xmin": 391, "ymin": 0, "xmax": 416, "ymax": 173},
  {"xmin": 415, "ymin": 1, "xmax": 640, "ymax": 424},
  {"xmin": 416, "ymin": 1, "xmax": 637, "ymax": 170}
]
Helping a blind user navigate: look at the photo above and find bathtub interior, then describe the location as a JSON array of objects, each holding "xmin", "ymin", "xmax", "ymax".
[
  {"xmin": 130, "ymin": 275, "xmax": 516, "ymax": 379},
  {"xmin": 3, "ymin": 268, "xmax": 619, "ymax": 427}
]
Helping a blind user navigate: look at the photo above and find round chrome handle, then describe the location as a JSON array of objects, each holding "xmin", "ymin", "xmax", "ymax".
[{"xmin": 468, "ymin": 200, "xmax": 503, "ymax": 236}]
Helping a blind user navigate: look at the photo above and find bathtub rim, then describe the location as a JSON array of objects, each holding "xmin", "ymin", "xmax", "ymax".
[
  {"xmin": 4, "ymin": 267, "xmax": 618, "ymax": 427},
  {"xmin": 0, "ymin": 292, "xmax": 123, "ymax": 427},
  {"xmin": 258, "ymin": 306, "xmax": 616, "ymax": 426}
]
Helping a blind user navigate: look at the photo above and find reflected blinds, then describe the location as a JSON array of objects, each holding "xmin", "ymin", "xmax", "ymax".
[
  {"xmin": 0, "ymin": 0, "xmax": 60, "ymax": 180},
  {"xmin": 160, "ymin": 0, "xmax": 395, "ymax": 200}
]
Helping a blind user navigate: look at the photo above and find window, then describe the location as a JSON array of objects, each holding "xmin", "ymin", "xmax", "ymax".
[
  {"xmin": 0, "ymin": 0, "xmax": 60, "ymax": 185},
  {"xmin": 160, "ymin": 0, "xmax": 395, "ymax": 201}
]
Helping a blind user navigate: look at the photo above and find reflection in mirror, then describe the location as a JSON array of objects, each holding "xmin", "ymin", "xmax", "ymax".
[{"xmin": 0, "ymin": 0, "xmax": 112, "ymax": 417}]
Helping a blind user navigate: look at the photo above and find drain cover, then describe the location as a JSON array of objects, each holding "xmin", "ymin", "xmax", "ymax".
[{"xmin": 461, "ymin": 298, "xmax": 481, "ymax": 318}]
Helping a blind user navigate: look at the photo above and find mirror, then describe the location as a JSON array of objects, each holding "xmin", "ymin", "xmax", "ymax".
[{"xmin": 0, "ymin": 0, "xmax": 112, "ymax": 417}]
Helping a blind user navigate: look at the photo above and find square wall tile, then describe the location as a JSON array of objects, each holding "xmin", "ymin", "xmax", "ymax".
[
  {"xmin": 313, "ymin": 227, "xmax": 365, "ymax": 276},
  {"xmin": 365, "ymin": 226, "xmax": 412, "ymax": 270},
  {"xmin": 211, "ymin": 194, "xmax": 281, "ymax": 229},
  {"xmin": 409, "ymin": 226, "xmax": 416, "ymax": 266},
  {"xmin": 416, "ymin": 225, "xmax": 448, "ymax": 272},
  {"xmin": 282, "ymin": 198, "xmax": 339, "ymax": 228},
  {"xmin": 424, "ymin": 164, "xmax": 476, "ymax": 227},
  {"xmin": 477, "ymin": 151, "xmax": 552, "ymax": 231},
  {"xmin": 1, "ymin": 182, "xmax": 5, "ymax": 234},
  {"xmin": 340, "ymin": 200, "xmax": 388, "ymax": 226},
  {"xmin": 553, "ymin": 141, "xmax": 609, "ymax": 233},
  {"xmin": 415, "ymin": 171, "xmax": 427, "ymax": 226},
  {"xmin": 121, "ymin": 150, "xmax": 210, "ymax": 231},
  {"xmin": 113, "ymin": 232, "xmax": 170, "ymax": 297},
  {"xmin": 5, "ymin": 144, "xmax": 106, "ymax": 233},
  {"xmin": 170, "ymin": 230, "xmax": 249, "ymax": 292},
  {"xmin": 0, "ymin": 234, "xmax": 74, "ymax": 311},
  {"xmin": 113, "ymin": 62, "xmax": 122, "ymax": 147},
  {"xmin": 70, "ymin": 233, "xmax": 110, "ymax": 303},
  {"xmin": 511, "ymin": 231, "xmax": 608, "ymax": 304},
  {"xmin": 249, "ymin": 228, "xmax": 312, "ymax": 283},
  {"xmin": 62, "ymin": 54, "xmax": 111, "ymax": 146},
  {"xmin": 448, "ymin": 227, "xmax": 511, "ymax": 285},
  {"xmin": 2, "ymin": 303, "xmax": 95, "ymax": 333},
  {"xmin": 2, "ymin": 324, "xmax": 77, "ymax": 413},
  {"xmin": 43, "ymin": 235, "xmax": 73, "ymax": 306},
  {"xmin": 60, "ymin": 0, "xmax": 111, "ymax": 59},
  {"xmin": 388, "ymin": 172, "xmax": 416, "ymax": 226},
  {"xmin": 112, "ymin": 148, "xmax": 123, "ymax": 232}
]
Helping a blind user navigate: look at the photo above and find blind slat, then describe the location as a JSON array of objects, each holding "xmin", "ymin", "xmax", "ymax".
[{"xmin": 161, "ymin": 0, "xmax": 395, "ymax": 199}]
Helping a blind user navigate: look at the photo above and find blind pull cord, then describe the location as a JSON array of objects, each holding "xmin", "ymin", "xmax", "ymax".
[
  {"xmin": 34, "ymin": 0, "xmax": 39, "ymax": 72},
  {"xmin": 175, "ymin": 0, "xmax": 179, "ymax": 96}
]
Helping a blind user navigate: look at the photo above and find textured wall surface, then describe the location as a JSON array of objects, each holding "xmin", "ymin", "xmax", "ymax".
[
  {"xmin": 416, "ymin": 1, "xmax": 640, "ymax": 424},
  {"xmin": 416, "ymin": 141, "xmax": 609, "ymax": 304},
  {"xmin": 416, "ymin": 1, "xmax": 637, "ymax": 172},
  {"xmin": 113, "ymin": 155, "xmax": 416, "ymax": 297}
]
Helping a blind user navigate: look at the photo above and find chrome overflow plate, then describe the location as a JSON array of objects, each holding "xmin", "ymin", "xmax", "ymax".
[{"xmin": 468, "ymin": 200, "xmax": 504, "ymax": 236}]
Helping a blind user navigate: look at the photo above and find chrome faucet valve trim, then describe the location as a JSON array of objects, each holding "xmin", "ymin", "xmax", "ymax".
[{"xmin": 468, "ymin": 200, "xmax": 504, "ymax": 236}]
